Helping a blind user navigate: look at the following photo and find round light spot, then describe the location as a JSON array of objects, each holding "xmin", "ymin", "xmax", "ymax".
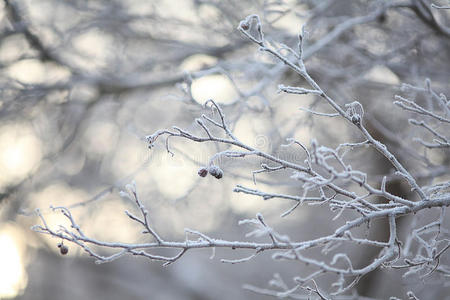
[
  {"xmin": 0, "ymin": 124, "xmax": 42, "ymax": 187},
  {"xmin": 0, "ymin": 231, "xmax": 27, "ymax": 298},
  {"xmin": 191, "ymin": 75, "xmax": 239, "ymax": 105}
]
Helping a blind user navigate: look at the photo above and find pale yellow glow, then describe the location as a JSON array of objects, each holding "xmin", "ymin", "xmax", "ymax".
[
  {"xmin": 0, "ymin": 2, "xmax": 4, "ymax": 19},
  {"xmin": 0, "ymin": 232, "xmax": 27, "ymax": 298},
  {"xmin": 7, "ymin": 59, "xmax": 47, "ymax": 84},
  {"xmin": 8, "ymin": 59, "xmax": 70, "ymax": 84},
  {"xmin": 87, "ymin": 198, "xmax": 142, "ymax": 242},
  {"xmin": 181, "ymin": 54, "xmax": 217, "ymax": 72},
  {"xmin": 30, "ymin": 182, "xmax": 89, "ymax": 208},
  {"xmin": 82, "ymin": 121, "xmax": 119, "ymax": 155},
  {"xmin": 0, "ymin": 123, "xmax": 42, "ymax": 188},
  {"xmin": 233, "ymin": 114, "xmax": 273, "ymax": 152},
  {"xmin": 272, "ymin": 11, "xmax": 306, "ymax": 35},
  {"xmin": 191, "ymin": 75, "xmax": 239, "ymax": 105},
  {"xmin": 147, "ymin": 151, "xmax": 197, "ymax": 199},
  {"xmin": 72, "ymin": 31, "xmax": 112, "ymax": 63},
  {"xmin": 28, "ymin": 183, "xmax": 89, "ymax": 246},
  {"xmin": 364, "ymin": 65, "xmax": 400, "ymax": 85},
  {"xmin": 0, "ymin": 36, "xmax": 28, "ymax": 63},
  {"xmin": 156, "ymin": 0, "xmax": 195, "ymax": 20}
]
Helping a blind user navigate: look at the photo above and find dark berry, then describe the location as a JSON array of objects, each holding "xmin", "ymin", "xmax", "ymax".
[
  {"xmin": 198, "ymin": 167, "xmax": 208, "ymax": 177},
  {"xmin": 59, "ymin": 244, "xmax": 69, "ymax": 255},
  {"xmin": 351, "ymin": 115, "xmax": 361, "ymax": 125},
  {"xmin": 208, "ymin": 166, "xmax": 223, "ymax": 179}
]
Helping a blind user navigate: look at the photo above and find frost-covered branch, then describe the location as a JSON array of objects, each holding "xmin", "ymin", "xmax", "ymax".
[{"xmin": 31, "ymin": 8, "xmax": 450, "ymax": 299}]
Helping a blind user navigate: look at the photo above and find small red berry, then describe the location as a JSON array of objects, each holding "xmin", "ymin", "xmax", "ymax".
[
  {"xmin": 208, "ymin": 166, "xmax": 223, "ymax": 179},
  {"xmin": 198, "ymin": 167, "xmax": 208, "ymax": 177}
]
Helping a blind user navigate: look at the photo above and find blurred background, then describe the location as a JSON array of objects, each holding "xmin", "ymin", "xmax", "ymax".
[{"xmin": 0, "ymin": 0, "xmax": 449, "ymax": 299}]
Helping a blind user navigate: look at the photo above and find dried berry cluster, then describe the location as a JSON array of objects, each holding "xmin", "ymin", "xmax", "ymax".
[{"xmin": 198, "ymin": 166, "xmax": 223, "ymax": 179}]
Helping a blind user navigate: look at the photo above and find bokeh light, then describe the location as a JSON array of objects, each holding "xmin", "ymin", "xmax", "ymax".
[
  {"xmin": 0, "ymin": 225, "xmax": 28, "ymax": 299},
  {"xmin": 191, "ymin": 74, "xmax": 239, "ymax": 105},
  {"xmin": 0, "ymin": 123, "xmax": 42, "ymax": 188}
]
